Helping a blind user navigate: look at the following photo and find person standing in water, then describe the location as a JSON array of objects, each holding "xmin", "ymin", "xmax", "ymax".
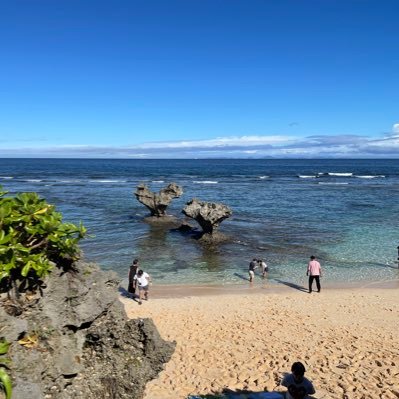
[
  {"xmin": 248, "ymin": 258, "xmax": 258, "ymax": 282},
  {"xmin": 259, "ymin": 259, "xmax": 268, "ymax": 278}
]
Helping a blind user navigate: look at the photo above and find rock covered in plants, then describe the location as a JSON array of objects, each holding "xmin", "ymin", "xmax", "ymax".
[
  {"xmin": 0, "ymin": 262, "xmax": 175, "ymax": 399},
  {"xmin": 0, "ymin": 186, "xmax": 174, "ymax": 398},
  {"xmin": 134, "ymin": 183, "xmax": 183, "ymax": 217}
]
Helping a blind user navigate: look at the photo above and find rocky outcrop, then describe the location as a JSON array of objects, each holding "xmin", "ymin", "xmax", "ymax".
[
  {"xmin": 182, "ymin": 198, "xmax": 232, "ymax": 237},
  {"xmin": 134, "ymin": 183, "xmax": 183, "ymax": 217},
  {"xmin": 0, "ymin": 262, "xmax": 175, "ymax": 399}
]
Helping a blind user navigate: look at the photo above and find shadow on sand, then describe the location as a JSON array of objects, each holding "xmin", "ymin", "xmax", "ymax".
[
  {"xmin": 118, "ymin": 286, "xmax": 141, "ymax": 303},
  {"xmin": 188, "ymin": 389, "xmax": 318, "ymax": 398},
  {"xmin": 274, "ymin": 279, "xmax": 308, "ymax": 293},
  {"xmin": 188, "ymin": 389, "xmax": 288, "ymax": 398}
]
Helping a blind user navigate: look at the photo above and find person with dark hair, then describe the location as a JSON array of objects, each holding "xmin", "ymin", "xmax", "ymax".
[
  {"xmin": 307, "ymin": 255, "xmax": 322, "ymax": 293},
  {"xmin": 128, "ymin": 258, "xmax": 139, "ymax": 296},
  {"xmin": 248, "ymin": 258, "xmax": 258, "ymax": 282},
  {"xmin": 133, "ymin": 269, "xmax": 152, "ymax": 305},
  {"xmin": 281, "ymin": 361, "xmax": 315, "ymax": 399}
]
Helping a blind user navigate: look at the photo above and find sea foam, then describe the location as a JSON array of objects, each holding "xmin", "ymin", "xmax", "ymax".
[{"xmin": 327, "ymin": 172, "xmax": 353, "ymax": 177}]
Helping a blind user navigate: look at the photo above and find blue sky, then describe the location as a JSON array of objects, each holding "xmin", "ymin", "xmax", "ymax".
[{"xmin": 0, "ymin": 0, "xmax": 398, "ymax": 158}]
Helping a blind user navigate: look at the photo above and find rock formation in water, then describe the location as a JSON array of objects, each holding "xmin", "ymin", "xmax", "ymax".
[
  {"xmin": 0, "ymin": 262, "xmax": 175, "ymax": 399},
  {"xmin": 182, "ymin": 198, "xmax": 232, "ymax": 237},
  {"xmin": 134, "ymin": 183, "xmax": 183, "ymax": 217}
]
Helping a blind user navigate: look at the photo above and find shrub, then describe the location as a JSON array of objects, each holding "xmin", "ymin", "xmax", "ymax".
[{"xmin": 0, "ymin": 186, "xmax": 86, "ymax": 295}]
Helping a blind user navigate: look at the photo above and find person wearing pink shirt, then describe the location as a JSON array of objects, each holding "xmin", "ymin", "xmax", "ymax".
[{"xmin": 307, "ymin": 255, "xmax": 322, "ymax": 293}]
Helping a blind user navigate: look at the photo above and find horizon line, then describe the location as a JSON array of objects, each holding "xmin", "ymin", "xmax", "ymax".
[{"xmin": 1, "ymin": 157, "xmax": 399, "ymax": 160}]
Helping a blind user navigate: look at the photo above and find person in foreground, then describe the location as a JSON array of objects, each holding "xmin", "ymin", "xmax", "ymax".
[
  {"xmin": 133, "ymin": 269, "xmax": 152, "ymax": 305},
  {"xmin": 281, "ymin": 361, "xmax": 315, "ymax": 399},
  {"xmin": 307, "ymin": 255, "xmax": 322, "ymax": 293}
]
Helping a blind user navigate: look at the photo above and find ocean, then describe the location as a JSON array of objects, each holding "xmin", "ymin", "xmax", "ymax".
[{"xmin": 0, "ymin": 158, "xmax": 398, "ymax": 286}]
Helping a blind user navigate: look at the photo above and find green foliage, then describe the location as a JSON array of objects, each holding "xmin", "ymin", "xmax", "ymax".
[
  {"xmin": 0, "ymin": 186, "xmax": 86, "ymax": 293},
  {"xmin": 0, "ymin": 338, "xmax": 12, "ymax": 399},
  {"xmin": 0, "ymin": 340, "xmax": 10, "ymax": 356}
]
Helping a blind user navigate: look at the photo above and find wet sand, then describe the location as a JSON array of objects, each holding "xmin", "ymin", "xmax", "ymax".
[{"xmin": 121, "ymin": 283, "xmax": 399, "ymax": 399}]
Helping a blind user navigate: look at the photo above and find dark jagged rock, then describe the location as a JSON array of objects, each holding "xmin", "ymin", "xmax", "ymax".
[
  {"xmin": 176, "ymin": 222, "xmax": 195, "ymax": 232},
  {"xmin": 0, "ymin": 262, "xmax": 175, "ymax": 399},
  {"xmin": 182, "ymin": 198, "xmax": 232, "ymax": 238},
  {"xmin": 170, "ymin": 222, "xmax": 199, "ymax": 239},
  {"xmin": 134, "ymin": 183, "xmax": 183, "ymax": 217}
]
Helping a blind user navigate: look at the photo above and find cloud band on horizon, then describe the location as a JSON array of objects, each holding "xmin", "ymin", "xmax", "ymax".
[{"xmin": 0, "ymin": 126, "xmax": 398, "ymax": 158}]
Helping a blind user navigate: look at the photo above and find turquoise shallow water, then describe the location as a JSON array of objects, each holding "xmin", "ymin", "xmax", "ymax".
[{"xmin": 1, "ymin": 158, "xmax": 398, "ymax": 286}]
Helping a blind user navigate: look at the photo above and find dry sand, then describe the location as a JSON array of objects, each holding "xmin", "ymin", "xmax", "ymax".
[{"xmin": 121, "ymin": 284, "xmax": 399, "ymax": 399}]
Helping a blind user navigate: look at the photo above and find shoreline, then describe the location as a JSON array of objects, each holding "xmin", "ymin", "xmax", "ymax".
[{"xmin": 120, "ymin": 277, "xmax": 399, "ymax": 299}]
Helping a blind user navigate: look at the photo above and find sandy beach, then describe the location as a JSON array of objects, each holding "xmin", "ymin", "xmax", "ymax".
[{"xmin": 121, "ymin": 284, "xmax": 399, "ymax": 399}]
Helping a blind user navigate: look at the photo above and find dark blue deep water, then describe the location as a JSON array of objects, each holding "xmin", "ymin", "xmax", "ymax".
[{"xmin": 1, "ymin": 158, "xmax": 398, "ymax": 285}]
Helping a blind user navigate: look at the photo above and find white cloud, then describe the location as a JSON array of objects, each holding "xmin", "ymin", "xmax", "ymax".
[
  {"xmin": 135, "ymin": 135, "xmax": 294, "ymax": 149},
  {"xmin": 2, "ymin": 128, "xmax": 399, "ymax": 158}
]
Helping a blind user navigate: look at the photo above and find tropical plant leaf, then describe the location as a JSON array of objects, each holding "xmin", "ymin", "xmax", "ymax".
[
  {"xmin": 0, "ymin": 339, "xmax": 10, "ymax": 355},
  {"xmin": 0, "ymin": 367, "xmax": 13, "ymax": 399},
  {"xmin": 0, "ymin": 231, "xmax": 11, "ymax": 245}
]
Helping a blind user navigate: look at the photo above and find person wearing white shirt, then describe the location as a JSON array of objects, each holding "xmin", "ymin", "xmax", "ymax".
[
  {"xmin": 133, "ymin": 269, "xmax": 152, "ymax": 305},
  {"xmin": 259, "ymin": 259, "xmax": 268, "ymax": 278}
]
